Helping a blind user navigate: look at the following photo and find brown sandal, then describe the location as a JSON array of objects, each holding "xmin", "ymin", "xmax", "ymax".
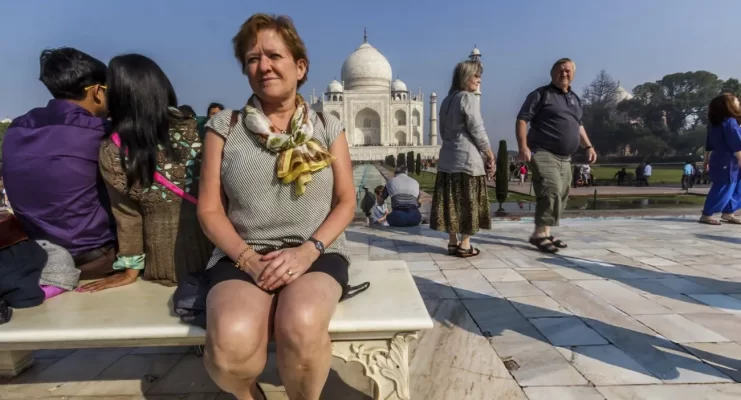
[
  {"xmin": 448, "ymin": 243, "xmax": 460, "ymax": 255},
  {"xmin": 529, "ymin": 236, "xmax": 559, "ymax": 253},
  {"xmin": 721, "ymin": 215, "xmax": 741, "ymax": 225},
  {"xmin": 456, "ymin": 246, "xmax": 480, "ymax": 258}
]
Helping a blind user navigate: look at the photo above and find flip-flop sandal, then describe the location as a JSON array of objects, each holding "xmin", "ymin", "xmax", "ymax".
[
  {"xmin": 456, "ymin": 246, "xmax": 481, "ymax": 258},
  {"xmin": 548, "ymin": 236, "xmax": 568, "ymax": 249},
  {"xmin": 529, "ymin": 236, "xmax": 559, "ymax": 253},
  {"xmin": 447, "ymin": 243, "xmax": 460, "ymax": 255},
  {"xmin": 722, "ymin": 217, "xmax": 741, "ymax": 225},
  {"xmin": 699, "ymin": 218, "xmax": 722, "ymax": 226}
]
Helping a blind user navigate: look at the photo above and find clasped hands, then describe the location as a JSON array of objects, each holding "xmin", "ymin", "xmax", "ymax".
[{"xmin": 239, "ymin": 243, "xmax": 319, "ymax": 291}]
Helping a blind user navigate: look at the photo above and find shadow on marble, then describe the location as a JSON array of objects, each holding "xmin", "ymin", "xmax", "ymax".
[
  {"xmin": 414, "ymin": 276, "xmax": 736, "ymax": 384},
  {"xmin": 695, "ymin": 233, "xmax": 741, "ymax": 246},
  {"xmin": 538, "ymin": 256, "xmax": 741, "ymax": 310}
]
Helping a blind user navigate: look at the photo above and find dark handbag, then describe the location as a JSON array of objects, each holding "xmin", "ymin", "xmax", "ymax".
[{"xmin": 0, "ymin": 212, "xmax": 28, "ymax": 250}]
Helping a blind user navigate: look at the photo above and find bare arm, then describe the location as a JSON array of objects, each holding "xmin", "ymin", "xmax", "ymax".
[
  {"xmin": 579, "ymin": 125, "xmax": 597, "ymax": 163},
  {"xmin": 197, "ymin": 130, "xmax": 259, "ymax": 266},
  {"xmin": 516, "ymin": 120, "xmax": 529, "ymax": 151},
  {"xmin": 309, "ymin": 131, "xmax": 356, "ymax": 247},
  {"xmin": 579, "ymin": 125, "xmax": 593, "ymax": 148}
]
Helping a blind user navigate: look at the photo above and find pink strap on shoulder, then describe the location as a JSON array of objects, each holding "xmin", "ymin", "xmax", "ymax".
[{"xmin": 110, "ymin": 133, "xmax": 198, "ymax": 205}]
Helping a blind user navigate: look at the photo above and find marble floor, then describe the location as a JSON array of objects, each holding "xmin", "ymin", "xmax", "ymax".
[{"xmin": 4, "ymin": 216, "xmax": 741, "ymax": 399}]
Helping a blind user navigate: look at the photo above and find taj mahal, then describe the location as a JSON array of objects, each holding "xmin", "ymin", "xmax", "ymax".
[{"xmin": 310, "ymin": 31, "xmax": 443, "ymax": 162}]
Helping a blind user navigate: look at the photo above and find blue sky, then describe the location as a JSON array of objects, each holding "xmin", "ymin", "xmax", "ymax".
[{"xmin": 1, "ymin": 0, "xmax": 740, "ymax": 146}]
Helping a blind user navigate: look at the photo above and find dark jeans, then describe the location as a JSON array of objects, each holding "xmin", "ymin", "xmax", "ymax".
[{"xmin": 387, "ymin": 207, "xmax": 422, "ymax": 227}]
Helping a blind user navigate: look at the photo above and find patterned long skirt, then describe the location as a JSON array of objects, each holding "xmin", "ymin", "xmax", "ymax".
[{"xmin": 430, "ymin": 172, "xmax": 491, "ymax": 235}]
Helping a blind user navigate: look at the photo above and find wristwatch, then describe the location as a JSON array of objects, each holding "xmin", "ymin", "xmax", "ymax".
[{"xmin": 307, "ymin": 237, "xmax": 325, "ymax": 255}]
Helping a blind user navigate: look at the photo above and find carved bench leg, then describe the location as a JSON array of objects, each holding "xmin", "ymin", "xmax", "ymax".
[
  {"xmin": 0, "ymin": 350, "xmax": 34, "ymax": 377},
  {"xmin": 332, "ymin": 333, "xmax": 416, "ymax": 400}
]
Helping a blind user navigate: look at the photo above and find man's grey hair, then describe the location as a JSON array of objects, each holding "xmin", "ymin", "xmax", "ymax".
[
  {"xmin": 448, "ymin": 60, "xmax": 484, "ymax": 95},
  {"xmin": 394, "ymin": 165, "xmax": 407, "ymax": 175},
  {"xmin": 551, "ymin": 58, "xmax": 575, "ymax": 74}
]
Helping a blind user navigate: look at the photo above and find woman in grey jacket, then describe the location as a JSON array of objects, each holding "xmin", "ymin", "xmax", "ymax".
[{"xmin": 430, "ymin": 60, "xmax": 495, "ymax": 257}]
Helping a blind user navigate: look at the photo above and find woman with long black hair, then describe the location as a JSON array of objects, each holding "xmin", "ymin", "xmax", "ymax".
[{"xmin": 78, "ymin": 54, "xmax": 212, "ymax": 292}]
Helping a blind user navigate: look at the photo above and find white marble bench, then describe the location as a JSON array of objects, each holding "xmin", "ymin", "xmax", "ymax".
[{"xmin": 0, "ymin": 260, "xmax": 432, "ymax": 400}]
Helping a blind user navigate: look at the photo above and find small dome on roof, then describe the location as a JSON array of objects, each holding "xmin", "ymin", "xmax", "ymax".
[
  {"xmin": 326, "ymin": 79, "xmax": 343, "ymax": 93},
  {"xmin": 391, "ymin": 79, "xmax": 407, "ymax": 92}
]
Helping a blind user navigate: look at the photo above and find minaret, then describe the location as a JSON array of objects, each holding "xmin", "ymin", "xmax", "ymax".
[
  {"xmin": 469, "ymin": 45, "xmax": 482, "ymax": 96},
  {"xmin": 429, "ymin": 92, "xmax": 438, "ymax": 146}
]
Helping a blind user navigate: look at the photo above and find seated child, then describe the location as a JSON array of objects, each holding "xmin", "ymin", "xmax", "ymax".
[{"xmin": 371, "ymin": 185, "xmax": 389, "ymax": 226}]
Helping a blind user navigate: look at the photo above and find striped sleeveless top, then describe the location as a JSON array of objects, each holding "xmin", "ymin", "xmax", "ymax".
[{"xmin": 204, "ymin": 108, "xmax": 351, "ymax": 269}]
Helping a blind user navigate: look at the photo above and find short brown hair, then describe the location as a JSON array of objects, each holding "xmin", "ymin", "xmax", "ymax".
[
  {"xmin": 708, "ymin": 93, "xmax": 741, "ymax": 126},
  {"xmin": 374, "ymin": 185, "xmax": 384, "ymax": 196},
  {"xmin": 551, "ymin": 58, "xmax": 575, "ymax": 74},
  {"xmin": 232, "ymin": 13, "xmax": 309, "ymax": 88}
]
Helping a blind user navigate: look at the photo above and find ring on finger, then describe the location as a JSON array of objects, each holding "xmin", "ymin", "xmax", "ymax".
[{"xmin": 286, "ymin": 269, "xmax": 294, "ymax": 277}]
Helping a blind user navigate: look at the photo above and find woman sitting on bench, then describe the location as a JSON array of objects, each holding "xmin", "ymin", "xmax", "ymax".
[
  {"xmin": 197, "ymin": 14, "xmax": 355, "ymax": 400},
  {"xmin": 78, "ymin": 54, "xmax": 212, "ymax": 292}
]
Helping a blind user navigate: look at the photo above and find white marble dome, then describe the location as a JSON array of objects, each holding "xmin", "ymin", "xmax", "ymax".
[
  {"xmin": 615, "ymin": 86, "xmax": 633, "ymax": 103},
  {"xmin": 326, "ymin": 79, "xmax": 343, "ymax": 93},
  {"xmin": 391, "ymin": 79, "xmax": 407, "ymax": 92},
  {"xmin": 341, "ymin": 42, "xmax": 392, "ymax": 90}
]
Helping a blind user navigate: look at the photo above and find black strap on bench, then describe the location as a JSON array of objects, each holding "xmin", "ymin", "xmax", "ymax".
[{"xmin": 340, "ymin": 282, "xmax": 370, "ymax": 302}]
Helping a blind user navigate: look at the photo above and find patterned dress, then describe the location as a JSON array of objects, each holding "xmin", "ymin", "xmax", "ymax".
[{"xmin": 98, "ymin": 116, "xmax": 213, "ymax": 286}]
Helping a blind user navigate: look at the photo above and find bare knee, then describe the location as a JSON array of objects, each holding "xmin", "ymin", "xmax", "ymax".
[
  {"xmin": 274, "ymin": 307, "xmax": 330, "ymax": 357},
  {"xmin": 205, "ymin": 282, "xmax": 272, "ymax": 378},
  {"xmin": 206, "ymin": 314, "xmax": 269, "ymax": 377}
]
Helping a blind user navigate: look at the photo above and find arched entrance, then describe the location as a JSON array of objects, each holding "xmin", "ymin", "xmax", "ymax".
[
  {"xmin": 354, "ymin": 108, "xmax": 381, "ymax": 145},
  {"xmin": 395, "ymin": 131, "xmax": 407, "ymax": 146}
]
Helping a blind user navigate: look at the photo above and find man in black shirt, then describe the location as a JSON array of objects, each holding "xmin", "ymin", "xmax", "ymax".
[{"xmin": 516, "ymin": 58, "xmax": 597, "ymax": 253}]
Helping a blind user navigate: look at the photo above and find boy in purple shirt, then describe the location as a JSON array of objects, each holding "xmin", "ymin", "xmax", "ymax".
[{"xmin": 2, "ymin": 47, "xmax": 117, "ymax": 279}]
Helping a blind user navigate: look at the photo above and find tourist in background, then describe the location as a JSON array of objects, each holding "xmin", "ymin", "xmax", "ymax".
[
  {"xmin": 198, "ymin": 102, "xmax": 225, "ymax": 138},
  {"xmin": 197, "ymin": 14, "xmax": 354, "ymax": 400},
  {"xmin": 614, "ymin": 168, "xmax": 627, "ymax": 186},
  {"xmin": 77, "ymin": 54, "xmax": 212, "ymax": 293},
  {"xmin": 382, "ymin": 165, "xmax": 422, "ymax": 227},
  {"xmin": 371, "ymin": 185, "xmax": 390, "ymax": 226},
  {"xmin": 643, "ymin": 162, "xmax": 653, "ymax": 186},
  {"xmin": 207, "ymin": 102, "xmax": 224, "ymax": 118},
  {"xmin": 519, "ymin": 163, "xmax": 527, "ymax": 185},
  {"xmin": 699, "ymin": 93, "xmax": 741, "ymax": 225},
  {"xmin": 635, "ymin": 163, "xmax": 645, "ymax": 186},
  {"xmin": 178, "ymin": 104, "xmax": 197, "ymax": 118},
  {"xmin": 516, "ymin": 58, "xmax": 597, "ymax": 253},
  {"xmin": 2, "ymin": 47, "xmax": 117, "ymax": 278},
  {"xmin": 430, "ymin": 60, "xmax": 494, "ymax": 258},
  {"xmin": 682, "ymin": 161, "xmax": 694, "ymax": 190}
]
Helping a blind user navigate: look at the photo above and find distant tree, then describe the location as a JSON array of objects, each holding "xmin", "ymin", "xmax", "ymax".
[
  {"xmin": 582, "ymin": 70, "xmax": 618, "ymax": 106},
  {"xmin": 385, "ymin": 155, "xmax": 395, "ymax": 167},
  {"xmin": 495, "ymin": 140, "xmax": 509, "ymax": 212},
  {"xmin": 0, "ymin": 122, "xmax": 9, "ymax": 161},
  {"xmin": 581, "ymin": 70, "xmax": 620, "ymax": 155},
  {"xmin": 415, "ymin": 153, "xmax": 422, "ymax": 175},
  {"xmin": 634, "ymin": 135, "xmax": 670, "ymax": 157},
  {"xmin": 722, "ymin": 78, "xmax": 741, "ymax": 99},
  {"xmin": 397, "ymin": 153, "xmax": 405, "ymax": 168},
  {"xmin": 406, "ymin": 151, "xmax": 414, "ymax": 174}
]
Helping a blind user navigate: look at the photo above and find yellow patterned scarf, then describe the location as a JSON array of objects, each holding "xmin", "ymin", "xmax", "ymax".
[{"xmin": 243, "ymin": 94, "xmax": 336, "ymax": 196}]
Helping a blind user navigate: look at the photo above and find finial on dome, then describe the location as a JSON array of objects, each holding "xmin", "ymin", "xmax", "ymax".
[{"xmin": 364, "ymin": 27, "xmax": 367, "ymax": 43}]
